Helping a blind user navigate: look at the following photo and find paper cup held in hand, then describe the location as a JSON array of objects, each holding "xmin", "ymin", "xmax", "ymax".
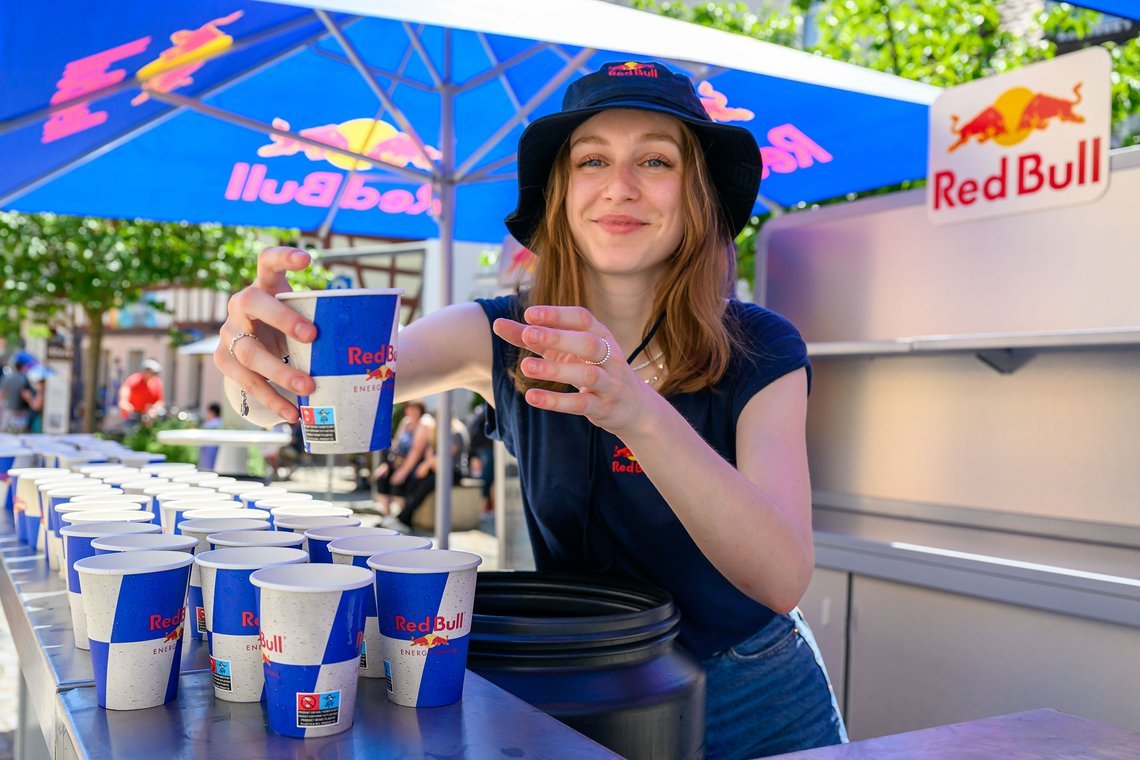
[{"xmin": 277, "ymin": 288, "xmax": 402, "ymax": 455}]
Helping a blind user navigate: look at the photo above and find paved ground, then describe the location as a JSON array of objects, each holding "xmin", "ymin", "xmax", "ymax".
[{"xmin": 0, "ymin": 463, "xmax": 498, "ymax": 758}]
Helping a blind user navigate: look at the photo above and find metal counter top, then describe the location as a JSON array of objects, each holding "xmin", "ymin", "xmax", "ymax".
[
  {"xmin": 56, "ymin": 669, "xmax": 618, "ymax": 760},
  {"xmin": 0, "ymin": 511, "xmax": 616, "ymax": 759},
  {"xmin": 771, "ymin": 709, "xmax": 1140, "ymax": 760},
  {"xmin": 812, "ymin": 503, "xmax": 1140, "ymax": 628}
]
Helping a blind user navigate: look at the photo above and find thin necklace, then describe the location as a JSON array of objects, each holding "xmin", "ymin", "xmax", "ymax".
[
  {"xmin": 640, "ymin": 354, "xmax": 665, "ymax": 385},
  {"xmin": 630, "ymin": 350, "xmax": 661, "ymax": 371}
]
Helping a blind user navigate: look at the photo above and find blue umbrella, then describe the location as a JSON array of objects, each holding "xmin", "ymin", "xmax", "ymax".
[{"xmin": 1, "ymin": 0, "xmax": 939, "ymax": 540}]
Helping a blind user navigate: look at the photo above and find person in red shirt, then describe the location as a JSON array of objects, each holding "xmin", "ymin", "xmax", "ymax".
[{"xmin": 118, "ymin": 358, "xmax": 164, "ymax": 424}]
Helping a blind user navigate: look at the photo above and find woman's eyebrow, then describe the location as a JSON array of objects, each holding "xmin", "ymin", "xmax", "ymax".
[{"xmin": 570, "ymin": 132, "xmax": 681, "ymax": 149}]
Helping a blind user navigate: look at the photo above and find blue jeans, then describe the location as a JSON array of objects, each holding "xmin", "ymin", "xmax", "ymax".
[{"xmin": 701, "ymin": 609, "xmax": 847, "ymax": 759}]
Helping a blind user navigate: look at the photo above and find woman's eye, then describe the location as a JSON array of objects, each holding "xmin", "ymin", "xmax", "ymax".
[
  {"xmin": 643, "ymin": 156, "xmax": 672, "ymax": 168},
  {"xmin": 576, "ymin": 157, "xmax": 605, "ymax": 168}
]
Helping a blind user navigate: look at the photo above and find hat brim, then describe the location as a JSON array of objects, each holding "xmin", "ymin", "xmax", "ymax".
[{"xmin": 504, "ymin": 103, "xmax": 762, "ymax": 249}]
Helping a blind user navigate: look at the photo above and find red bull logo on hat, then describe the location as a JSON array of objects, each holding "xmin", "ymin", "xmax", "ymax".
[{"xmin": 608, "ymin": 61, "xmax": 659, "ymax": 77}]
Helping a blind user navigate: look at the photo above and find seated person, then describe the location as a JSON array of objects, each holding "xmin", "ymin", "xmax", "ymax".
[{"xmin": 371, "ymin": 400, "xmax": 432, "ymax": 515}]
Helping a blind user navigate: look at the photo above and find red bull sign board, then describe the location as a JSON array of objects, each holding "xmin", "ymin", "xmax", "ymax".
[{"xmin": 927, "ymin": 47, "xmax": 1111, "ymax": 224}]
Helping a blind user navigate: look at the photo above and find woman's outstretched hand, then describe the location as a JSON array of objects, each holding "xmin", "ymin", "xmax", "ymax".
[
  {"xmin": 493, "ymin": 305, "xmax": 658, "ymax": 437},
  {"xmin": 214, "ymin": 247, "xmax": 318, "ymax": 425}
]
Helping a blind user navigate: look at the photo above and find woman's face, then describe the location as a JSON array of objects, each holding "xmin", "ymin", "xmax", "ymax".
[{"xmin": 565, "ymin": 109, "xmax": 685, "ymax": 281}]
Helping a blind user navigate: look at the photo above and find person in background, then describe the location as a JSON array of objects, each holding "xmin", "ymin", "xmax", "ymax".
[
  {"xmin": 465, "ymin": 401, "xmax": 495, "ymax": 513},
  {"xmin": 370, "ymin": 400, "xmax": 433, "ymax": 515},
  {"xmin": 0, "ymin": 352, "xmax": 37, "ymax": 434},
  {"xmin": 218, "ymin": 60, "xmax": 845, "ymax": 758},
  {"xmin": 118, "ymin": 358, "xmax": 164, "ymax": 428},
  {"xmin": 198, "ymin": 402, "xmax": 224, "ymax": 472}
]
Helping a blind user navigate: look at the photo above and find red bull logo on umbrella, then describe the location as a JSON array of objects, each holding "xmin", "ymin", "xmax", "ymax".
[
  {"xmin": 42, "ymin": 10, "xmax": 244, "ymax": 143},
  {"xmin": 256, "ymin": 117, "xmax": 443, "ymax": 172}
]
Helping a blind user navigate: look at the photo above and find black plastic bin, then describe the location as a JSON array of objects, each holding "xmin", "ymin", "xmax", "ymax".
[{"xmin": 468, "ymin": 571, "xmax": 706, "ymax": 760}]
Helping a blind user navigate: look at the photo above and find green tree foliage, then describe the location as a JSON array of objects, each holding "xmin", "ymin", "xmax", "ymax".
[
  {"xmin": 634, "ymin": 1, "xmax": 1140, "ymax": 285},
  {"xmin": 0, "ymin": 212, "xmax": 329, "ymax": 431}
]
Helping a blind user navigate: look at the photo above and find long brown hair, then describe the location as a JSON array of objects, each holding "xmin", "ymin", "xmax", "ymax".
[{"xmin": 511, "ymin": 117, "xmax": 741, "ymax": 396}]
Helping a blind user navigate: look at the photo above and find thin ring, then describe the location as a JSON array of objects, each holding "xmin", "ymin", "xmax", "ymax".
[
  {"xmin": 583, "ymin": 337, "xmax": 612, "ymax": 366},
  {"xmin": 229, "ymin": 332, "xmax": 260, "ymax": 357}
]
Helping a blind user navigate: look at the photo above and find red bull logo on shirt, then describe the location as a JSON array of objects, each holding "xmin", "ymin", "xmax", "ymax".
[{"xmin": 612, "ymin": 446, "xmax": 643, "ymax": 475}]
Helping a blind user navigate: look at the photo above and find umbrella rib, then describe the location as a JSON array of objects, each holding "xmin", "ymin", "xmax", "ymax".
[
  {"xmin": 0, "ymin": 12, "xmax": 325, "ymax": 140},
  {"xmin": 454, "ymin": 48, "xmax": 594, "ymax": 182},
  {"xmin": 401, "ymin": 22, "xmax": 444, "ymax": 89},
  {"xmin": 458, "ymin": 40, "xmax": 548, "ymax": 95},
  {"xmin": 315, "ymin": 42, "xmax": 421, "ymax": 239},
  {"xmin": 548, "ymin": 45, "xmax": 597, "ymax": 77},
  {"xmin": 308, "ymin": 49, "xmax": 436, "ymax": 93},
  {"xmin": 474, "ymin": 34, "xmax": 525, "ymax": 115},
  {"xmin": 316, "ymin": 10, "xmax": 437, "ymax": 174},
  {"xmin": 462, "ymin": 153, "xmax": 517, "ymax": 185},
  {"xmin": 0, "ymin": 20, "xmax": 358, "ymax": 208}
]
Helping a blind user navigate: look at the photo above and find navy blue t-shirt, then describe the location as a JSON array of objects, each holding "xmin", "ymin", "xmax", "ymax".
[{"xmin": 475, "ymin": 296, "xmax": 811, "ymax": 659}]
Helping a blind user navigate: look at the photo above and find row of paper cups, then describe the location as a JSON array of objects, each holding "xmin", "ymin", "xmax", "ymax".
[{"xmin": 67, "ymin": 523, "xmax": 480, "ymax": 738}]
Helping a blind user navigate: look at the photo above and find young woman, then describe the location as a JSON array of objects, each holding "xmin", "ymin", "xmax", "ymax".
[{"xmin": 217, "ymin": 60, "xmax": 845, "ymax": 758}]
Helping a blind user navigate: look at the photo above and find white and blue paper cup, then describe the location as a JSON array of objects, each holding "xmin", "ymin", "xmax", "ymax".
[
  {"xmin": 329, "ymin": 535, "xmax": 431, "ymax": 679},
  {"xmin": 54, "ymin": 501, "xmax": 146, "ymax": 576},
  {"xmin": 304, "ymin": 526, "xmax": 398, "ymax": 564},
  {"xmin": 62, "ymin": 521, "xmax": 162, "ymax": 650},
  {"xmin": 274, "ymin": 514, "xmax": 360, "ymax": 535},
  {"xmin": 180, "ymin": 518, "xmax": 272, "ymax": 641},
  {"xmin": 243, "ymin": 487, "xmax": 299, "ymax": 509},
  {"xmin": 209, "ymin": 530, "xmax": 304, "ymax": 550},
  {"xmin": 214, "ymin": 481, "xmax": 267, "ymax": 502},
  {"xmin": 140, "ymin": 462, "xmax": 196, "ymax": 476},
  {"xmin": 112, "ymin": 451, "xmax": 167, "ymax": 467},
  {"xmin": 182, "ymin": 507, "xmax": 271, "ymax": 524},
  {"xmin": 196, "ymin": 547, "xmax": 309, "ymax": 703},
  {"xmin": 35, "ymin": 475, "xmax": 93, "ymax": 553},
  {"xmin": 23, "ymin": 471, "xmax": 83, "ymax": 550},
  {"xmin": 250, "ymin": 563, "xmax": 372, "ymax": 738},
  {"xmin": 92, "ymin": 533, "xmax": 197, "ymax": 555},
  {"xmin": 277, "ymin": 288, "xmax": 402, "ymax": 455},
  {"xmin": 118, "ymin": 478, "xmax": 164, "ymax": 496},
  {"xmin": 157, "ymin": 492, "xmax": 233, "ymax": 534},
  {"xmin": 141, "ymin": 483, "xmax": 198, "ymax": 515},
  {"xmin": 1, "ymin": 448, "xmax": 35, "ymax": 515},
  {"xmin": 44, "ymin": 484, "xmax": 118, "ymax": 570},
  {"xmin": 368, "ymin": 549, "xmax": 482, "ymax": 707},
  {"xmin": 74, "ymin": 550, "xmax": 193, "ymax": 709},
  {"xmin": 8, "ymin": 467, "xmax": 62, "ymax": 541}
]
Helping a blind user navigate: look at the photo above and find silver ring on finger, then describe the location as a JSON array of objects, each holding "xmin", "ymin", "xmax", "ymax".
[
  {"xmin": 229, "ymin": 332, "xmax": 260, "ymax": 357},
  {"xmin": 584, "ymin": 336, "xmax": 612, "ymax": 366}
]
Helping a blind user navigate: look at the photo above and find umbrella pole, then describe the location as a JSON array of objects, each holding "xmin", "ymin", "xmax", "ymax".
[{"xmin": 434, "ymin": 44, "xmax": 456, "ymax": 549}]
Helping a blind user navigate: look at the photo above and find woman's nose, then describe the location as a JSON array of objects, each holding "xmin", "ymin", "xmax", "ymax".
[{"xmin": 602, "ymin": 162, "xmax": 639, "ymax": 201}]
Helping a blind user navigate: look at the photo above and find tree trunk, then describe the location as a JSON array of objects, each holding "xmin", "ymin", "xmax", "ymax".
[{"xmin": 82, "ymin": 307, "xmax": 104, "ymax": 434}]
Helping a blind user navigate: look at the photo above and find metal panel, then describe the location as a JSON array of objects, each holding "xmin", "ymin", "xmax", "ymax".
[
  {"xmin": 759, "ymin": 147, "xmax": 1140, "ymax": 341},
  {"xmin": 845, "ymin": 576, "xmax": 1140, "ymax": 740},
  {"xmin": 805, "ymin": 349, "xmax": 1140, "ymax": 525}
]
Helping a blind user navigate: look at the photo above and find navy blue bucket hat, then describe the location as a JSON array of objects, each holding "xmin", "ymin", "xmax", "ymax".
[{"xmin": 504, "ymin": 60, "xmax": 763, "ymax": 249}]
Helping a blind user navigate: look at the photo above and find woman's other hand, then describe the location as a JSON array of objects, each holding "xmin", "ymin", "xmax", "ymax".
[{"xmin": 493, "ymin": 305, "xmax": 657, "ymax": 438}]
